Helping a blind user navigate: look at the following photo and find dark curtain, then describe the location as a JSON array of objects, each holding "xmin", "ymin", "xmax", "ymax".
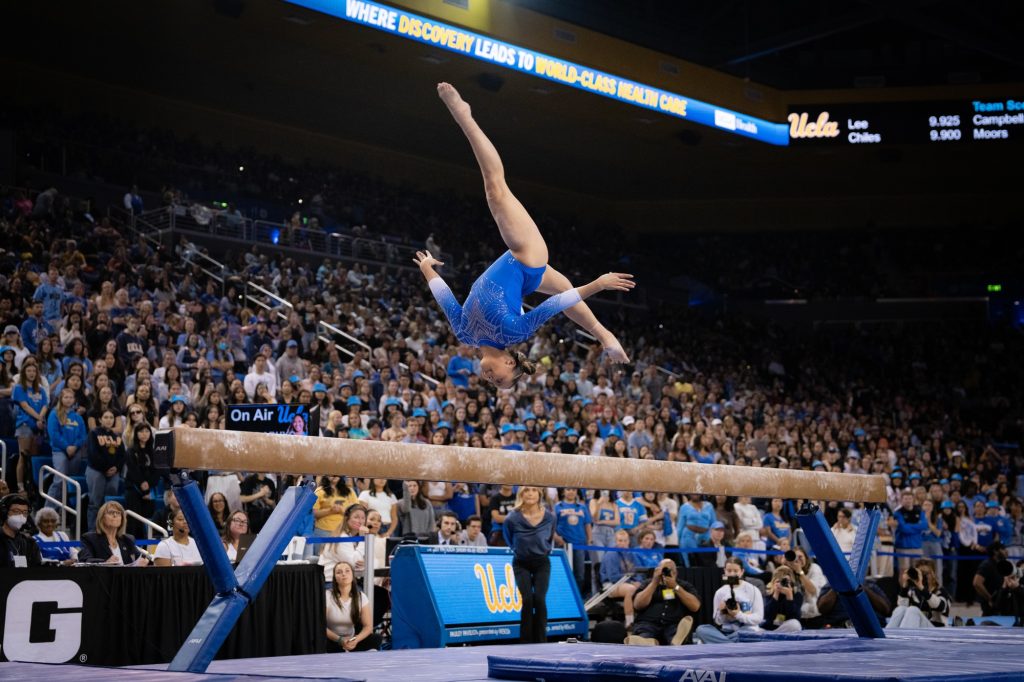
[
  {"xmin": 678, "ymin": 566, "xmax": 721, "ymax": 626},
  {"xmin": 87, "ymin": 564, "xmax": 325, "ymax": 665}
]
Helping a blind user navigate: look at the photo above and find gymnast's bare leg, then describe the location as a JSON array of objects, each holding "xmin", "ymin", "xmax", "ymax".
[{"xmin": 437, "ymin": 82, "xmax": 629, "ymax": 362}]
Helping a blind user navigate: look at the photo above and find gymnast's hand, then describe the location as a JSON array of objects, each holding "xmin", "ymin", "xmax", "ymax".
[
  {"xmin": 596, "ymin": 272, "xmax": 635, "ymax": 292},
  {"xmin": 413, "ymin": 250, "xmax": 444, "ymax": 272}
]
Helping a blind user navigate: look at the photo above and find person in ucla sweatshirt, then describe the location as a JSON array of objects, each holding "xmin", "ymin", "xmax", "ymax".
[
  {"xmin": 46, "ymin": 388, "xmax": 88, "ymax": 508},
  {"xmin": 86, "ymin": 408, "xmax": 127, "ymax": 530}
]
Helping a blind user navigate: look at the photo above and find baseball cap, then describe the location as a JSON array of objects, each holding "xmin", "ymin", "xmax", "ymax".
[
  {"xmin": 288, "ymin": 374, "xmax": 300, "ymax": 384},
  {"xmin": 710, "ymin": 521, "xmax": 725, "ymax": 530},
  {"xmin": 312, "ymin": 382, "xmax": 327, "ymax": 393},
  {"xmin": 951, "ymin": 473, "xmax": 964, "ymax": 481},
  {"xmin": 566, "ymin": 428, "xmax": 579, "ymax": 437},
  {"xmin": 812, "ymin": 460, "xmax": 825, "ymax": 468},
  {"xmin": 940, "ymin": 500, "xmax": 954, "ymax": 509},
  {"xmin": 436, "ymin": 421, "xmax": 451, "ymax": 430},
  {"xmin": 441, "ymin": 400, "xmax": 452, "ymax": 409},
  {"xmin": 412, "ymin": 408, "xmax": 427, "ymax": 418},
  {"xmin": 3, "ymin": 325, "xmax": 18, "ymax": 335},
  {"xmin": 986, "ymin": 500, "xmax": 1000, "ymax": 508},
  {"xmin": 951, "ymin": 450, "xmax": 964, "ymax": 458},
  {"xmin": 890, "ymin": 472, "xmax": 903, "ymax": 479},
  {"xmin": 500, "ymin": 423, "xmax": 515, "ymax": 435},
  {"xmin": 352, "ymin": 370, "xmax": 365, "ymax": 378},
  {"xmin": 346, "ymin": 396, "xmax": 362, "ymax": 406},
  {"xmin": 847, "ymin": 450, "xmax": 861, "ymax": 459},
  {"xmin": 909, "ymin": 473, "xmax": 922, "ymax": 481},
  {"xmin": 169, "ymin": 395, "xmax": 187, "ymax": 404},
  {"xmin": 554, "ymin": 421, "xmax": 568, "ymax": 432},
  {"xmin": 711, "ymin": 418, "xmax": 723, "ymax": 426},
  {"xmin": 523, "ymin": 411, "xmax": 536, "ymax": 421},
  {"xmin": 622, "ymin": 416, "xmax": 635, "ymax": 426},
  {"xmin": 384, "ymin": 397, "xmax": 402, "ymax": 407},
  {"xmin": 540, "ymin": 430, "xmax": 553, "ymax": 440},
  {"xmin": 513, "ymin": 424, "xmax": 527, "ymax": 432},
  {"xmin": 939, "ymin": 478, "xmax": 949, "ymax": 485}
]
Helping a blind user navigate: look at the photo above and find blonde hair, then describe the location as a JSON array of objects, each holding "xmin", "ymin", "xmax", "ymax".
[
  {"xmin": 769, "ymin": 565, "xmax": 797, "ymax": 589},
  {"xmin": 513, "ymin": 485, "xmax": 545, "ymax": 511},
  {"xmin": 96, "ymin": 500, "xmax": 127, "ymax": 535}
]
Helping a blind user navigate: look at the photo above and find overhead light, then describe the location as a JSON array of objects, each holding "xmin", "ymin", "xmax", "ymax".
[
  {"xmin": 238, "ymin": 165, "xmax": 245, "ymax": 172},
  {"xmin": 419, "ymin": 54, "xmax": 447, "ymax": 65},
  {"xmin": 284, "ymin": 14, "xmax": 313, "ymax": 26}
]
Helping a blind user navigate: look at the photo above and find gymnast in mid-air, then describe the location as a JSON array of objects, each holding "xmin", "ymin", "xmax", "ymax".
[{"xmin": 414, "ymin": 82, "xmax": 634, "ymax": 389}]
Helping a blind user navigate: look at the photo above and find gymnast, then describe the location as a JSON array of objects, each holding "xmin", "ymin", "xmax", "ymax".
[{"xmin": 415, "ymin": 82, "xmax": 635, "ymax": 389}]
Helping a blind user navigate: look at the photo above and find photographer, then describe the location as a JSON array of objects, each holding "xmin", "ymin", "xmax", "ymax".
[
  {"xmin": 887, "ymin": 560, "xmax": 949, "ymax": 628},
  {"xmin": 975, "ymin": 542, "xmax": 1023, "ymax": 620},
  {"xmin": 627, "ymin": 559, "xmax": 701, "ymax": 646},
  {"xmin": 762, "ymin": 566, "xmax": 803, "ymax": 632},
  {"xmin": 694, "ymin": 557, "xmax": 764, "ymax": 644}
]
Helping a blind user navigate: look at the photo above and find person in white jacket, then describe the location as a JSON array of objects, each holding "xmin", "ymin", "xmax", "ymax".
[{"xmin": 695, "ymin": 557, "xmax": 764, "ymax": 644}]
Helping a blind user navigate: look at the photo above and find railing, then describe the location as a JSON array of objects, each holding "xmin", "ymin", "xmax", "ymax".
[
  {"xmin": 125, "ymin": 508, "xmax": 170, "ymax": 541},
  {"xmin": 0, "ymin": 441, "xmax": 6, "ymax": 493},
  {"xmin": 39, "ymin": 465, "xmax": 82, "ymax": 540}
]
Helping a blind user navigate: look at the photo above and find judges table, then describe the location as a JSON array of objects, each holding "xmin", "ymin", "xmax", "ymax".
[{"xmin": 0, "ymin": 564, "xmax": 326, "ymax": 666}]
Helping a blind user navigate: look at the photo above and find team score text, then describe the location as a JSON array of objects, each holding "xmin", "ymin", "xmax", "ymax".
[
  {"xmin": 928, "ymin": 115, "xmax": 961, "ymax": 127},
  {"xmin": 929, "ymin": 128, "xmax": 962, "ymax": 141}
]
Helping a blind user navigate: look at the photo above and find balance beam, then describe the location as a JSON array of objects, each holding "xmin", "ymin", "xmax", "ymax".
[{"xmin": 155, "ymin": 428, "xmax": 886, "ymax": 503}]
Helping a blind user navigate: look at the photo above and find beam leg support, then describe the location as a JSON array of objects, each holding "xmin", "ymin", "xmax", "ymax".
[
  {"xmin": 168, "ymin": 479, "xmax": 317, "ymax": 672},
  {"xmin": 796, "ymin": 503, "xmax": 885, "ymax": 639}
]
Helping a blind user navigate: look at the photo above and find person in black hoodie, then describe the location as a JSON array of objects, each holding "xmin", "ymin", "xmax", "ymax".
[
  {"xmin": 85, "ymin": 408, "xmax": 127, "ymax": 530},
  {"xmin": 124, "ymin": 422, "xmax": 159, "ymax": 539}
]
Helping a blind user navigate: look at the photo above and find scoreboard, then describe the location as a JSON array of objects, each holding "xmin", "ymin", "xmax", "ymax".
[{"xmin": 787, "ymin": 98, "xmax": 1024, "ymax": 145}]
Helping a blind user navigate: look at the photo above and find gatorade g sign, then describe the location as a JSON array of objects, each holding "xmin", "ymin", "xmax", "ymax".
[{"xmin": 1, "ymin": 580, "xmax": 84, "ymax": 663}]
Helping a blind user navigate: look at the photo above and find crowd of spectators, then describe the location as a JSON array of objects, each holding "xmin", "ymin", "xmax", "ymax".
[
  {"xmin": 8, "ymin": 106, "xmax": 1020, "ymax": 301},
  {"xmin": 1, "ymin": 151, "xmax": 1023, "ymax": 646}
]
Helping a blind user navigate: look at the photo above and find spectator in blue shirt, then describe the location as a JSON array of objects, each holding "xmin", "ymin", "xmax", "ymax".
[
  {"xmin": 46, "ymin": 388, "xmax": 88, "ymax": 507},
  {"xmin": 20, "ymin": 301, "xmax": 54, "ymax": 354},
  {"xmin": 762, "ymin": 498, "xmax": 791, "ymax": 546},
  {"xmin": 615, "ymin": 490, "xmax": 648, "ymax": 537},
  {"xmin": 12, "ymin": 362, "xmax": 49, "ymax": 492},
  {"xmin": 33, "ymin": 267, "xmax": 66, "ymax": 324},
  {"xmin": 553, "ymin": 487, "xmax": 592, "ymax": 595},
  {"xmin": 892, "ymin": 490, "xmax": 930, "ymax": 572},
  {"xmin": 446, "ymin": 346, "xmax": 474, "ymax": 388},
  {"xmin": 678, "ymin": 493, "xmax": 716, "ymax": 566}
]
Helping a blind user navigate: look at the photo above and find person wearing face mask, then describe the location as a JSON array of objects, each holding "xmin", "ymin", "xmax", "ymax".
[{"xmin": 0, "ymin": 494, "xmax": 43, "ymax": 568}]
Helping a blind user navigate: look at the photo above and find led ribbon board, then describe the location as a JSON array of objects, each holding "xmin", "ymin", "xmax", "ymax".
[{"xmin": 286, "ymin": 0, "xmax": 790, "ymax": 146}]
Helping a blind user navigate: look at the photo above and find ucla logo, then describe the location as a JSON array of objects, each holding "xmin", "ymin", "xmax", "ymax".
[{"xmin": 473, "ymin": 563, "xmax": 522, "ymax": 614}]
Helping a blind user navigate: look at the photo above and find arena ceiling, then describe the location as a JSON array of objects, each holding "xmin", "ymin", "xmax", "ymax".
[
  {"xmin": 2, "ymin": 0, "xmax": 1019, "ymax": 207},
  {"xmin": 518, "ymin": 0, "xmax": 1024, "ymax": 89}
]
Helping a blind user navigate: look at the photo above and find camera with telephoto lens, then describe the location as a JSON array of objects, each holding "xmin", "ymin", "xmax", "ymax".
[
  {"xmin": 724, "ymin": 575, "xmax": 740, "ymax": 611},
  {"xmin": 997, "ymin": 560, "xmax": 1024, "ymax": 580},
  {"xmin": 784, "ymin": 550, "xmax": 797, "ymax": 562},
  {"xmin": 780, "ymin": 577, "xmax": 792, "ymax": 588},
  {"xmin": 907, "ymin": 567, "xmax": 920, "ymax": 583}
]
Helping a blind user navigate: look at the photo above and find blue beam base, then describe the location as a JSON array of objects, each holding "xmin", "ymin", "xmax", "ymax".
[
  {"xmin": 795, "ymin": 503, "xmax": 885, "ymax": 639},
  {"xmin": 167, "ymin": 480, "xmax": 317, "ymax": 673},
  {"xmin": 174, "ymin": 479, "xmax": 238, "ymax": 595},
  {"xmin": 849, "ymin": 508, "xmax": 881, "ymax": 584}
]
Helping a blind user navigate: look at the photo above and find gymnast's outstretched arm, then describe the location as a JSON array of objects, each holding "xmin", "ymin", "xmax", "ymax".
[{"xmin": 414, "ymin": 250, "xmax": 464, "ymax": 331}]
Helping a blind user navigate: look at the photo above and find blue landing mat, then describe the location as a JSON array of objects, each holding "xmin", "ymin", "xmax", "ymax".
[
  {"xmin": 0, "ymin": 661, "xmax": 357, "ymax": 682},
  {"xmin": 486, "ymin": 638, "xmax": 1024, "ymax": 681},
  {"xmin": 738, "ymin": 626, "xmax": 1024, "ymax": 644}
]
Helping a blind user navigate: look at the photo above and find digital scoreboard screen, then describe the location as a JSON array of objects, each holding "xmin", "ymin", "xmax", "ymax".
[{"xmin": 787, "ymin": 98, "xmax": 1023, "ymax": 145}]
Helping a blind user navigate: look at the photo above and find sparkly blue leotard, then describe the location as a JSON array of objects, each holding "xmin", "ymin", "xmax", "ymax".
[{"xmin": 429, "ymin": 251, "xmax": 582, "ymax": 349}]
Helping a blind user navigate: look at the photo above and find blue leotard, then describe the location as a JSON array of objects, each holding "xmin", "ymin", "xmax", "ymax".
[{"xmin": 429, "ymin": 250, "xmax": 582, "ymax": 349}]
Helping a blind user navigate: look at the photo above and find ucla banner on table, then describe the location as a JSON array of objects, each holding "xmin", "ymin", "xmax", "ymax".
[{"xmin": 390, "ymin": 546, "xmax": 587, "ymax": 647}]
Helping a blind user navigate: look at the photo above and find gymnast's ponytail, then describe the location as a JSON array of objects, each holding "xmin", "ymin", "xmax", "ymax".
[{"xmin": 511, "ymin": 351, "xmax": 536, "ymax": 379}]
